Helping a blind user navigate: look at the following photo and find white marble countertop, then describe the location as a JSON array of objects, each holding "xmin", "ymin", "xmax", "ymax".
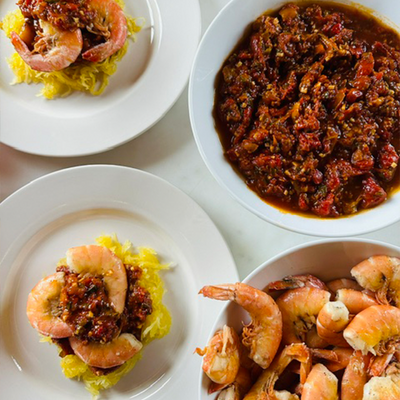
[{"xmin": 1, "ymin": 0, "xmax": 400, "ymax": 280}]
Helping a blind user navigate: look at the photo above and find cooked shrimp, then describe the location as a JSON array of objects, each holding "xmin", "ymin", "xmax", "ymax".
[
  {"xmin": 351, "ymin": 255, "xmax": 400, "ymax": 306},
  {"xmin": 81, "ymin": 0, "xmax": 128, "ymax": 63},
  {"xmin": 66, "ymin": 245, "xmax": 127, "ymax": 314},
  {"xmin": 267, "ymin": 274, "xmax": 328, "ymax": 292},
  {"xmin": 199, "ymin": 283, "xmax": 282, "ymax": 369},
  {"xmin": 369, "ymin": 353, "xmax": 394, "ymax": 377},
  {"xmin": 302, "ymin": 363, "xmax": 339, "ymax": 400},
  {"xmin": 243, "ymin": 343, "xmax": 311, "ymax": 400},
  {"xmin": 316, "ymin": 301, "xmax": 350, "ymax": 347},
  {"xmin": 11, "ymin": 21, "xmax": 82, "ymax": 72},
  {"xmin": 336, "ymin": 289, "xmax": 378, "ymax": 314},
  {"xmin": 363, "ymin": 376, "xmax": 400, "ymax": 400},
  {"xmin": 195, "ymin": 325, "xmax": 240, "ymax": 386},
  {"xmin": 343, "ymin": 305, "xmax": 400, "ymax": 356},
  {"xmin": 214, "ymin": 367, "xmax": 253, "ymax": 400},
  {"xmin": 312, "ymin": 347, "xmax": 353, "ymax": 372},
  {"xmin": 326, "ymin": 278, "xmax": 362, "ymax": 294},
  {"xmin": 276, "ymin": 287, "xmax": 330, "ymax": 345},
  {"xmin": 306, "ymin": 326, "xmax": 329, "ymax": 349},
  {"xmin": 69, "ymin": 332, "xmax": 142, "ymax": 368},
  {"xmin": 341, "ymin": 351, "xmax": 371, "ymax": 400},
  {"xmin": 26, "ymin": 272, "xmax": 73, "ymax": 338}
]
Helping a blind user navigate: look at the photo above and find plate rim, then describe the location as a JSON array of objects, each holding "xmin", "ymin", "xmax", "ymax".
[
  {"xmin": 0, "ymin": 164, "xmax": 239, "ymax": 399},
  {"xmin": 0, "ymin": 0, "xmax": 202, "ymax": 157}
]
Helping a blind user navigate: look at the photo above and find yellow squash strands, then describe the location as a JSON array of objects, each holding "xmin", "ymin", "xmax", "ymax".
[
  {"xmin": 42, "ymin": 234, "xmax": 171, "ymax": 398},
  {"xmin": 0, "ymin": 1, "xmax": 142, "ymax": 99}
]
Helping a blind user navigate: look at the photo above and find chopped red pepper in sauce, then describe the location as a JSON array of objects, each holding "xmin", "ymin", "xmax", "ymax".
[{"xmin": 214, "ymin": 2, "xmax": 400, "ymax": 217}]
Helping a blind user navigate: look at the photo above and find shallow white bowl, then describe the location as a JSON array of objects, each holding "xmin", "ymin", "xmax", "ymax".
[
  {"xmin": 198, "ymin": 238, "xmax": 400, "ymax": 398},
  {"xmin": 189, "ymin": 0, "xmax": 400, "ymax": 237}
]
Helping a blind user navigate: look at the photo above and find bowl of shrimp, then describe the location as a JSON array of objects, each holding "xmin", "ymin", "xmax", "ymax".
[{"xmin": 196, "ymin": 238, "xmax": 400, "ymax": 400}]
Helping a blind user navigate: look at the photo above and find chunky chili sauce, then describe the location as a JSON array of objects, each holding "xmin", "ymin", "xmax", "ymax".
[
  {"xmin": 56, "ymin": 265, "xmax": 152, "ymax": 345},
  {"xmin": 17, "ymin": 0, "xmax": 108, "ymax": 54},
  {"xmin": 214, "ymin": 2, "xmax": 400, "ymax": 217}
]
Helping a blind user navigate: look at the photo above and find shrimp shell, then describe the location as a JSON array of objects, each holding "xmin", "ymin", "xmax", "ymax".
[{"xmin": 26, "ymin": 272, "xmax": 73, "ymax": 338}]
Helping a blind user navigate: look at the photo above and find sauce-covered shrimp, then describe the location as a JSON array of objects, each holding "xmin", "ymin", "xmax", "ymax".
[
  {"xmin": 69, "ymin": 333, "xmax": 142, "ymax": 369},
  {"xmin": 26, "ymin": 272, "xmax": 73, "ymax": 338},
  {"xmin": 66, "ymin": 244, "xmax": 127, "ymax": 314}
]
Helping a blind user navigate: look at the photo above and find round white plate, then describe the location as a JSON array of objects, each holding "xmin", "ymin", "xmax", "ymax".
[
  {"xmin": 0, "ymin": 165, "xmax": 238, "ymax": 400},
  {"xmin": 0, "ymin": 0, "xmax": 201, "ymax": 157}
]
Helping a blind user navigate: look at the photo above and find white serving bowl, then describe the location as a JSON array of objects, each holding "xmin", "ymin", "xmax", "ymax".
[
  {"xmin": 198, "ymin": 238, "xmax": 400, "ymax": 398},
  {"xmin": 189, "ymin": 0, "xmax": 400, "ymax": 237}
]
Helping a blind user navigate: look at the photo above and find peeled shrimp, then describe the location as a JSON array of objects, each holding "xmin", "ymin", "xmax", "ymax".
[
  {"xmin": 316, "ymin": 301, "xmax": 350, "ymax": 347},
  {"xmin": 276, "ymin": 287, "xmax": 330, "ymax": 345},
  {"xmin": 82, "ymin": 0, "xmax": 128, "ymax": 63},
  {"xmin": 343, "ymin": 305, "xmax": 400, "ymax": 356},
  {"xmin": 66, "ymin": 245, "xmax": 127, "ymax": 314},
  {"xmin": 363, "ymin": 376, "xmax": 400, "ymax": 400},
  {"xmin": 69, "ymin": 332, "xmax": 142, "ymax": 368},
  {"xmin": 336, "ymin": 289, "xmax": 378, "ymax": 315},
  {"xmin": 351, "ymin": 255, "xmax": 400, "ymax": 306},
  {"xmin": 341, "ymin": 350, "xmax": 371, "ymax": 400},
  {"xmin": 302, "ymin": 363, "xmax": 339, "ymax": 400},
  {"xmin": 243, "ymin": 343, "xmax": 311, "ymax": 400},
  {"xmin": 26, "ymin": 272, "xmax": 73, "ymax": 338},
  {"xmin": 11, "ymin": 21, "xmax": 82, "ymax": 72},
  {"xmin": 199, "ymin": 283, "xmax": 282, "ymax": 369},
  {"xmin": 195, "ymin": 325, "xmax": 240, "ymax": 386}
]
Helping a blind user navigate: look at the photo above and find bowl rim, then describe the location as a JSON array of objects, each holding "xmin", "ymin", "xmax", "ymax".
[
  {"xmin": 197, "ymin": 237, "xmax": 400, "ymax": 398},
  {"xmin": 188, "ymin": 0, "xmax": 400, "ymax": 237}
]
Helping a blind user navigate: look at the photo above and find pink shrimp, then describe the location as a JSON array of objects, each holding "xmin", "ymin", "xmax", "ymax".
[
  {"xmin": 26, "ymin": 272, "xmax": 73, "ymax": 338},
  {"xmin": 81, "ymin": 0, "xmax": 128, "ymax": 63},
  {"xmin": 316, "ymin": 301, "xmax": 350, "ymax": 347},
  {"xmin": 195, "ymin": 325, "xmax": 240, "ymax": 386},
  {"xmin": 326, "ymin": 278, "xmax": 362, "ymax": 294},
  {"xmin": 302, "ymin": 363, "xmax": 339, "ymax": 400},
  {"xmin": 341, "ymin": 351, "xmax": 371, "ymax": 400},
  {"xmin": 199, "ymin": 283, "xmax": 282, "ymax": 369},
  {"xmin": 266, "ymin": 274, "xmax": 328, "ymax": 292},
  {"xmin": 66, "ymin": 245, "xmax": 127, "ymax": 314},
  {"xmin": 351, "ymin": 255, "xmax": 400, "ymax": 306},
  {"xmin": 69, "ymin": 333, "xmax": 142, "ymax": 368},
  {"xmin": 336, "ymin": 289, "xmax": 378, "ymax": 314},
  {"xmin": 343, "ymin": 305, "xmax": 400, "ymax": 356},
  {"xmin": 243, "ymin": 343, "xmax": 311, "ymax": 400},
  {"xmin": 276, "ymin": 287, "xmax": 330, "ymax": 345},
  {"xmin": 11, "ymin": 21, "xmax": 82, "ymax": 72}
]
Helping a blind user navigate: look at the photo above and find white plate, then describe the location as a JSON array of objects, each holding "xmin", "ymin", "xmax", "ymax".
[
  {"xmin": 0, "ymin": 165, "xmax": 238, "ymax": 400},
  {"xmin": 0, "ymin": 0, "xmax": 201, "ymax": 157},
  {"xmin": 189, "ymin": 0, "xmax": 400, "ymax": 237},
  {"xmin": 199, "ymin": 238, "xmax": 400, "ymax": 398}
]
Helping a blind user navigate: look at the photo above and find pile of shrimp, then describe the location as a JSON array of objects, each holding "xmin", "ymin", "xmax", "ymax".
[
  {"xmin": 0, "ymin": 0, "xmax": 142, "ymax": 98},
  {"xmin": 27, "ymin": 235, "xmax": 171, "ymax": 397},
  {"xmin": 197, "ymin": 255, "xmax": 400, "ymax": 400}
]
